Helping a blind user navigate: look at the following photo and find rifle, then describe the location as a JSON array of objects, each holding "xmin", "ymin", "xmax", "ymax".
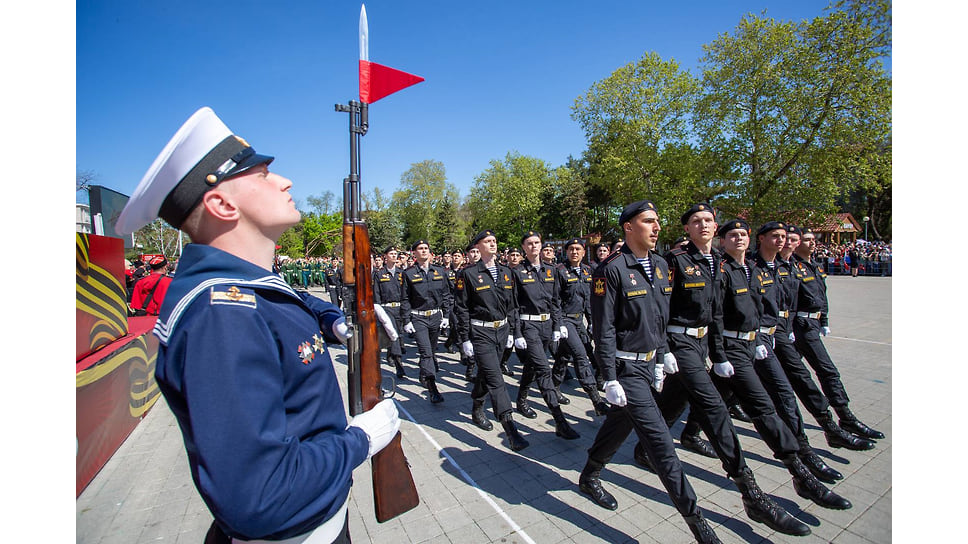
[{"xmin": 335, "ymin": 99, "xmax": 419, "ymax": 522}]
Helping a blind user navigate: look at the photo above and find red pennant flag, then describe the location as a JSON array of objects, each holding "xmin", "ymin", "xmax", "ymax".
[{"xmin": 359, "ymin": 60, "xmax": 424, "ymax": 104}]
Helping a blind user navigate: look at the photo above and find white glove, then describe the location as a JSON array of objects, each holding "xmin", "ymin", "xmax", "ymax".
[
  {"xmin": 348, "ymin": 398, "xmax": 400, "ymax": 460},
  {"xmin": 514, "ymin": 337, "xmax": 528, "ymax": 350},
  {"xmin": 332, "ymin": 317, "xmax": 353, "ymax": 343},
  {"xmin": 373, "ymin": 304, "xmax": 399, "ymax": 341},
  {"xmin": 506, "ymin": 335, "xmax": 514, "ymax": 349},
  {"xmin": 713, "ymin": 361, "xmax": 735, "ymax": 378},
  {"xmin": 603, "ymin": 380, "xmax": 627, "ymax": 407},
  {"xmin": 821, "ymin": 326, "xmax": 831, "ymax": 336},
  {"xmin": 403, "ymin": 322, "xmax": 416, "ymax": 335},
  {"xmin": 653, "ymin": 363, "xmax": 665, "ymax": 392},
  {"xmin": 754, "ymin": 345, "xmax": 769, "ymax": 360},
  {"xmin": 559, "ymin": 326, "xmax": 569, "ymax": 339},
  {"xmin": 789, "ymin": 331, "xmax": 796, "ymax": 342},
  {"xmin": 663, "ymin": 352, "xmax": 679, "ymax": 374},
  {"xmin": 552, "ymin": 330, "xmax": 561, "ymax": 343},
  {"xmin": 440, "ymin": 318, "xmax": 450, "ymax": 329},
  {"xmin": 462, "ymin": 341, "xmax": 474, "ymax": 357}
]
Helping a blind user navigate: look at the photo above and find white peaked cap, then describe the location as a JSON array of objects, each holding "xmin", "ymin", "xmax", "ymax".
[{"xmin": 115, "ymin": 107, "xmax": 272, "ymax": 235}]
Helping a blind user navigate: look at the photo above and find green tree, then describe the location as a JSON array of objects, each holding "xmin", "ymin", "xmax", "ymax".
[
  {"xmin": 467, "ymin": 152, "xmax": 556, "ymax": 245},
  {"xmin": 363, "ymin": 186, "xmax": 405, "ymax": 253},
  {"xmin": 392, "ymin": 160, "xmax": 461, "ymax": 245},
  {"xmin": 694, "ymin": 0, "xmax": 891, "ymax": 226}
]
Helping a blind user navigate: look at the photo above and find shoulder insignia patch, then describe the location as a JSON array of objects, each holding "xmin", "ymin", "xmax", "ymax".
[
  {"xmin": 593, "ymin": 277, "xmax": 606, "ymax": 296},
  {"xmin": 210, "ymin": 285, "xmax": 257, "ymax": 308}
]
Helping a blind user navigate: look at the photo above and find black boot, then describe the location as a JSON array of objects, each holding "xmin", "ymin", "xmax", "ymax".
[
  {"xmin": 818, "ymin": 410, "xmax": 875, "ymax": 450},
  {"xmin": 798, "ymin": 451, "xmax": 843, "ymax": 484},
  {"xmin": 500, "ymin": 413, "xmax": 529, "ymax": 451},
  {"xmin": 555, "ymin": 387, "xmax": 570, "ymax": 405},
  {"xmin": 633, "ymin": 442, "xmax": 655, "ymax": 473},
  {"xmin": 583, "ymin": 386, "xmax": 610, "ymax": 416},
  {"xmin": 784, "ymin": 456, "xmax": 852, "ymax": 510},
  {"xmin": 464, "ymin": 359, "xmax": 477, "ymax": 382},
  {"xmin": 683, "ymin": 511, "xmax": 722, "ymax": 544},
  {"xmin": 732, "ymin": 467, "xmax": 811, "ymax": 536},
  {"xmin": 835, "ymin": 405, "xmax": 885, "ymax": 440},
  {"xmin": 550, "ymin": 406, "xmax": 580, "ymax": 440},
  {"xmin": 516, "ymin": 391, "xmax": 537, "ymax": 419},
  {"xmin": 729, "ymin": 403, "xmax": 753, "ymax": 423},
  {"xmin": 471, "ymin": 399, "xmax": 492, "ymax": 431},
  {"xmin": 680, "ymin": 432, "xmax": 718, "ymax": 458},
  {"xmin": 500, "ymin": 361, "xmax": 513, "ymax": 377},
  {"xmin": 578, "ymin": 459, "xmax": 617, "ymax": 510},
  {"xmin": 392, "ymin": 356, "xmax": 407, "ymax": 379},
  {"xmin": 425, "ymin": 377, "xmax": 444, "ymax": 404}
]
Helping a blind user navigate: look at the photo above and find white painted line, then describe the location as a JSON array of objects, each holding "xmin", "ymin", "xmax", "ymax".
[
  {"xmin": 395, "ymin": 400, "xmax": 537, "ymax": 544},
  {"xmin": 828, "ymin": 335, "xmax": 892, "ymax": 346}
]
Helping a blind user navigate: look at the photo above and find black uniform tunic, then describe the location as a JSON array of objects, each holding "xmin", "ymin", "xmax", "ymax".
[
  {"xmin": 373, "ymin": 265, "xmax": 405, "ymax": 359},
  {"xmin": 552, "ymin": 262, "xmax": 598, "ymax": 390}
]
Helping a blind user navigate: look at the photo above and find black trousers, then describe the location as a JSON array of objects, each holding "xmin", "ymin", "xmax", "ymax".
[
  {"xmin": 586, "ymin": 357, "xmax": 699, "ymax": 518},
  {"xmin": 470, "ymin": 323, "xmax": 514, "ymax": 418},
  {"xmin": 382, "ymin": 305, "xmax": 404, "ymax": 359},
  {"xmin": 773, "ymin": 328, "xmax": 831, "ymax": 419},
  {"xmin": 516, "ymin": 320, "xmax": 559, "ymax": 407},
  {"xmin": 410, "ymin": 312, "xmax": 442, "ymax": 381},
  {"xmin": 793, "ymin": 317, "xmax": 850, "ymax": 408},
  {"xmin": 656, "ymin": 332, "xmax": 747, "ymax": 478},
  {"xmin": 551, "ymin": 318, "xmax": 598, "ymax": 391},
  {"xmin": 709, "ymin": 337, "xmax": 801, "ymax": 460},
  {"xmin": 753, "ymin": 334, "xmax": 811, "ymax": 454}
]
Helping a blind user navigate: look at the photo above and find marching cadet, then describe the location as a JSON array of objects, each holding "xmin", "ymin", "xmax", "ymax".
[
  {"xmin": 512, "ymin": 230, "xmax": 580, "ymax": 440},
  {"xmin": 645, "ymin": 203, "xmax": 813, "ymax": 536},
  {"xmin": 772, "ymin": 226, "xmax": 875, "ymax": 450},
  {"xmin": 373, "ymin": 245, "xmax": 408, "ymax": 379},
  {"xmin": 400, "ymin": 240, "xmax": 453, "ymax": 403},
  {"xmin": 447, "ymin": 250, "xmax": 478, "ymax": 382},
  {"xmin": 541, "ymin": 242, "xmax": 557, "ymax": 266},
  {"xmin": 325, "ymin": 258, "xmax": 342, "ymax": 308},
  {"xmin": 499, "ymin": 246, "xmax": 524, "ymax": 377},
  {"xmin": 750, "ymin": 221, "xmax": 861, "ymax": 482},
  {"xmin": 792, "ymin": 228, "xmax": 885, "ymax": 441},
  {"xmin": 114, "ymin": 107, "xmax": 398, "ymax": 542},
  {"xmin": 454, "ymin": 230, "xmax": 529, "ymax": 451},
  {"xmin": 577, "ymin": 200, "xmax": 721, "ymax": 544},
  {"xmin": 705, "ymin": 219, "xmax": 850, "ymax": 509},
  {"xmin": 552, "ymin": 237, "xmax": 609, "ymax": 416}
]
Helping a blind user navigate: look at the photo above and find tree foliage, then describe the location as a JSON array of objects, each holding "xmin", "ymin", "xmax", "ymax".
[
  {"xmin": 392, "ymin": 160, "xmax": 462, "ymax": 249},
  {"xmin": 467, "ymin": 152, "xmax": 558, "ymax": 246}
]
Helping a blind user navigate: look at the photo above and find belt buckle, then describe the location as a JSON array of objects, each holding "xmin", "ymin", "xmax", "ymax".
[
  {"xmin": 646, "ymin": 350, "xmax": 656, "ymax": 361},
  {"xmin": 695, "ymin": 327, "xmax": 707, "ymax": 338},
  {"xmin": 747, "ymin": 331, "xmax": 756, "ymax": 341}
]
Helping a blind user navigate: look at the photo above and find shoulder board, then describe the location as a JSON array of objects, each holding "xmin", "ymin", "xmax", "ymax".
[{"xmin": 601, "ymin": 251, "xmax": 623, "ymax": 265}]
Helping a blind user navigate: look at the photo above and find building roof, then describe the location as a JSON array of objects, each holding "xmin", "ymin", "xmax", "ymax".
[{"xmin": 813, "ymin": 212, "xmax": 861, "ymax": 233}]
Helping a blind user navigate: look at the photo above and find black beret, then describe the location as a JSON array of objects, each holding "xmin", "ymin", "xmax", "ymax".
[
  {"xmin": 801, "ymin": 227, "xmax": 815, "ymax": 236},
  {"xmin": 507, "ymin": 246, "xmax": 522, "ymax": 255},
  {"xmin": 756, "ymin": 221, "xmax": 787, "ymax": 237},
  {"xmin": 542, "ymin": 242, "xmax": 555, "ymax": 250},
  {"xmin": 383, "ymin": 245, "xmax": 398, "ymax": 255},
  {"xmin": 784, "ymin": 224, "xmax": 802, "ymax": 236},
  {"xmin": 564, "ymin": 237, "xmax": 584, "ymax": 248},
  {"xmin": 520, "ymin": 230, "xmax": 541, "ymax": 244},
  {"xmin": 410, "ymin": 239, "xmax": 430, "ymax": 251},
  {"xmin": 470, "ymin": 230, "xmax": 496, "ymax": 247},
  {"xmin": 618, "ymin": 200, "xmax": 657, "ymax": 225},
  {"xmin": 681, "ymin": 203, "xmax": 714, "ymax": 225},
  {"xmin": 717, "ymin": 219, "xmax": 750, "ymax": 238}
]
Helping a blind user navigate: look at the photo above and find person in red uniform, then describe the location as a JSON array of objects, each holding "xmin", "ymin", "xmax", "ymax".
[{"xmin": 130, "ymin": 256, "xmax": 173, "ymax": 315}]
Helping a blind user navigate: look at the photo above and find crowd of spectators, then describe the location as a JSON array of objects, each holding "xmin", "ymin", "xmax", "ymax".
[{"xmin": 812, "ymin": 240, "xmax": 892, "ymax": 276}]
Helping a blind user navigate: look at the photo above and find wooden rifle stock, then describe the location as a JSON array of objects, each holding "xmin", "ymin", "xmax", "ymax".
[{"xmin": 338, "ymin": 100, "xmax": 419, "ymax": 523}]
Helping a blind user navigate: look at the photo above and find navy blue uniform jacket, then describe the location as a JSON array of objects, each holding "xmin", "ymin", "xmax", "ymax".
[{"xmin": 153, "ymin": 244, "xmax": 368, "ymax": 540}]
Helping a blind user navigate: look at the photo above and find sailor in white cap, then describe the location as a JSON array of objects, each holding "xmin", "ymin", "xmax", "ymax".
[{"xmin": 117, "ymin": 107, "xmax": 400, "ymax": 543}]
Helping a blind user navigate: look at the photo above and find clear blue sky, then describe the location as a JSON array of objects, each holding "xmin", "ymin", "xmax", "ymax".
[{"xmin": 77, "ymin": 0, "xmax": 842, "ymax": 209}]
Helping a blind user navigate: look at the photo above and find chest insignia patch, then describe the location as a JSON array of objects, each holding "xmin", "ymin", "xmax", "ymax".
[
  {"xmin": 298, "ymin": 341, "xmax": 315, "ymax": 364},
  {"xmin": 593, "ymin": 277, "xmax": 606, "ymax": 296}
]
